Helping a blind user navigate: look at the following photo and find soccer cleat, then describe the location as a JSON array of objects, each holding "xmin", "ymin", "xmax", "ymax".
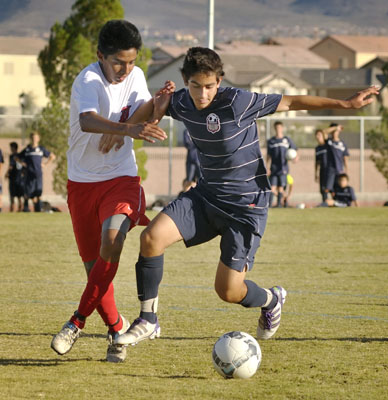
[
  {"xmin": 257, "ymin": 286, "xmax": 287, "ymax": 340},
  {"xmin": 115, "ymin": 317, "xmax": 161, "ymax": 346},
  {"xmin": 106, "ymin": 315, "xmax": 130, "ymax": 363},
  {"xmin": 51, "ymin": 321, "xmax": 81, "ymax": 355}
]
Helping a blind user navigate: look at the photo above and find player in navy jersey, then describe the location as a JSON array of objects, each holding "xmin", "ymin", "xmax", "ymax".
[
  {"xmin": 183, "ymin": 128, "xmax": 201, "ymax": 191},
  {"xmin": 266, "ymin": 121, "xmax": 298, "ymax": 207},
  {"xmin": 18, "ymin": 132, "xmax": 55, "ymax": 212},
  {"xmin": 5, "ymin": 142, "xmax": 24, "ymax": 212},
  {"xmin": 115, "ymin": 47, "xmax": 379, "ymax": 347},
  {"xmin": 323, "ymin": 173, "xmax": 358, "ymax": 207},
  {"xmin": 324, "ymin": 123, "xmax": 349, "ymax": 197},
  {"xmin": 314, "ymin": 129, "xmax": 329, "ymax": 203}
]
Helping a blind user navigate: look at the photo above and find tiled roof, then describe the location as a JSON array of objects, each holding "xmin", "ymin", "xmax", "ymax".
[
  {"xmin": 0, "ymin": 36, "xmax": 47, "ymax": 55},
  {"xmin": 312, "ymin": 35, "xmax": 388, "ymax": 53}
]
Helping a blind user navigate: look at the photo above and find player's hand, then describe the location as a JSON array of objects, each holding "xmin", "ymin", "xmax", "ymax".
[
  {"xmin": 154, "ymin": 80, "xmax": 176, "ymax": 118},
  {"xmin": 128, "ymin": 120, "xmax": 167, "ymax": 143},
  {"xmin": 346, "ymin": 86, "xmax": 379, "ymax": 109},
  {"xmin": 98, "ymin": 134, "xmax": 125, "ymax": 154}
]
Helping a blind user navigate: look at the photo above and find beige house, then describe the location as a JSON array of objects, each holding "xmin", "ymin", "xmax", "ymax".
[
  {"xmin": 0, "ymin": 36, "xmax": 48, "ymax": 114},
  {"xmin": 310, "ymin": 35, "xmax": 388, "ymax": 69}
]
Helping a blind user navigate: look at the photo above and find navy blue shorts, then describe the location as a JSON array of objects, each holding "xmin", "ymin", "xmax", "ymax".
[
  {"xmin": 269, "ymin": 173, "xmax": 287, "ymax": 188},
  {"xmin": 162, "ymin": 188, "xmax": 267, "ymax": 272},
  {"xmin": 24, "ymin": 176, "xmax": 42, "ymax": 198},
  {"xmin": 324, "ymin": 168, "xmax": 337, "ymax": 192}
]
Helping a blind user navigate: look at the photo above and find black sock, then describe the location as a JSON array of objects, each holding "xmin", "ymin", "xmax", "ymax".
[
  {"xmin": 136, "ymin": 254, "xmax": 164, "ymax": 323},
  {"xmin": 277, "ymin": 192, "xmax": 283, "ymax": 207},
  {"xmin": 239, "ymin": 280, "xmax": 269, "ymax": 308}
]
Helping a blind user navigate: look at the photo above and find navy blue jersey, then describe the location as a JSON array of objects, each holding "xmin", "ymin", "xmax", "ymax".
[
  {"xmin": 168, "ymin": 87, "xmax": 282, "ymax": 223},
  {"xmin": 334, "ymin": 185, "xmax": 356, "ymax": 206},
  {"xmin": 19, "ymin": 145, "xmax": 51, "ymax": 177},
  {"xmin": 315, "ymin": 144, "xmax": 328, "ymax": 171},
  {"xmin": 183, "ymin": 128, "xmax": 200, "ymax": 167},
  {"xmin": 267, "ymin": 136, "xmax": 297, "ymax": 175},
  {"xmin": 9, "ymin": 153, "xmax": 24, "ymax": 183},
  {"xmin": 326, "ymin": 139, "xmax": 349, "ymax": 173}
]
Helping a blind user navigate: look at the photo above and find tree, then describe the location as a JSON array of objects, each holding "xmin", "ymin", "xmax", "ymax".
[
  {"xmin": 37, "ymin": 0, "xmax": 151, "ymax": 195},
  {"xmin": 367, "ymin": 63, "xmax": 388, "ymax": 189}
]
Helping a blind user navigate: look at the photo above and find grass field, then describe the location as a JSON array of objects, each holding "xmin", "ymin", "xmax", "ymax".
[{"xmin": 0, "ymin": 208, "xmax": 387, "ymax": 399}]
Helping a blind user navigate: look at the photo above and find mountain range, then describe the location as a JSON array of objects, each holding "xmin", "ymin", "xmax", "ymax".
[{"xmin": 0, "ymin": 0, "xmax": 387, "ymax": 43}]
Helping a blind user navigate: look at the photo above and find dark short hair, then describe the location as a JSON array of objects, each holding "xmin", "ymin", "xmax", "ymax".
[
  {"xmin": 98, "ymin": 20, "xmax": 142, "ymax": 57},
  {"xmin": 338, "ymin": 173, "xmax": 348, "ymax": 180},
  {"xmin": 10, "ymin": 141, "xmax": 18, "ymax": 149},
  {"xmin": 274, "ymin": 121, "xmax": 283, "ymax": 127},
  {"xmin": 180, "ymin": 47, "xmax": 224, "ymax": 82},
  {"xmin": 329, "ymin": 123, "xmax": 339, "ymax": 127}
]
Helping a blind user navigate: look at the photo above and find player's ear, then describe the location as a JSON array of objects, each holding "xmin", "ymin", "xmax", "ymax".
[
  {"xmin": 97, "ymin": 50, "xmax": 104, "ymax": 62},
  {"xmin": 216, "ymin": 76, "xmax": 223, "ymax": 88}
]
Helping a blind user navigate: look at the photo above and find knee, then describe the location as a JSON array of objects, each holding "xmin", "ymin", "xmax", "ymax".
[
  {"xmin": 100, "ymin": 232, "xmax": 125, "ymax": 260},
  {"xmin": 140, "ymin": 228, "xmax": 164, "ymax": 255}
]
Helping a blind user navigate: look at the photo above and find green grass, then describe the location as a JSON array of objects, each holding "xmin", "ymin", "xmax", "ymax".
[{"xmin": 0, "ymin": 208, "xmax": 387, "ymax": 399}]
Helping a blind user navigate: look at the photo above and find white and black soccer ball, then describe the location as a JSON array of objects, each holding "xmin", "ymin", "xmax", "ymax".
[
  {"xmin": 212, "ymin": 331, "xmax": 262, "ymax": 379},
  {"xmin": 285, "ymin": 148, "xmax": 297, "ymax": 161}
]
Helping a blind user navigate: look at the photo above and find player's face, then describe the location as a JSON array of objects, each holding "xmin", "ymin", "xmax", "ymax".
[
  {"xmin": 315, "ymin": 131, "xmax": 324, "ymax": 144},
  {"xmin": 338, "ymin": 177, "xmax": 347, "ymax": 188},
  {"xmin": 98, "ymin": 48, "xmax": 138, "ymax": 84},
  {"xmin": 185, "ymin": 72, "xmax": 221, "ymax": 110}
]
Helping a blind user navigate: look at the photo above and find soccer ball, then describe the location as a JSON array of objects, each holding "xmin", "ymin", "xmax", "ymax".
[
  {"xmin": 285, "ymin": 148, "xmax": 297, "ymax": 161},
  {"xmin": 212, "ymin": 331, "xmax": 262, "ymax": 379}
]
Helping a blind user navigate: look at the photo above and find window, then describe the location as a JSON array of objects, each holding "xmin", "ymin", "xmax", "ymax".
[{"xmin": 4, "ymin": 62, "xmax": 14, "ymax": 75}]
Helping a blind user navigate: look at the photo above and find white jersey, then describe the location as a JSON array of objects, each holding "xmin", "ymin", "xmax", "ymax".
[{"xmin": 68, "ymin": 63, "xmax": 151, "ymax": 182}]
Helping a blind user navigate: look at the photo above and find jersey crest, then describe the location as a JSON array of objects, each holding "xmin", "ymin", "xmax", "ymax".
[
  {"xmin": 206, "ymin": 113, "xmax": 221, "ymax": 134},
  {"xmin": 119, "ymin": 105, "xmax": 132, "ymax": 123}
]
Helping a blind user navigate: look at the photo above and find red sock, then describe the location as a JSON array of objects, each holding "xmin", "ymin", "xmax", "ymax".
[
  {"xmin": 96, "ymin": 283, "xmax": 124, "ymax": 332},
  {"xmin": 77, "ymin": 256, "xmax": 119, "ymax": 320}
]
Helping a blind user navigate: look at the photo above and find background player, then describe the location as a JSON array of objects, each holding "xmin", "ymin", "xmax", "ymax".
[
  {"xmin": 5, "ymin": 142, "xmax": 25, "ymax": 212},
  {"xmin": 18, "ymin": 132, "xmax": 55, "ymax": 212},
  {"xmin": 115, "ymin": 47, "xmax": 378, "ymax": 348},
  {"xmin": 266, "ymin": 121, "xmax": 298, "ymax": 208},
  {"xmin": 324, "ymin": 123, "xmax": 349, "ymax": 199},
  {"xmin": 323, "ymin": 173, "xmax": 358, "ymax": 207},
  {"xmin": 50, "ymin": 19, "xmax": 174, "ymax": 363},
  {"xmin": 314, "ymin": 129, "xmax": 328, "ymax": 203}
]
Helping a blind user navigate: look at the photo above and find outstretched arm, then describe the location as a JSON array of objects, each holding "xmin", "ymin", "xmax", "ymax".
[{"xmin": 276, "ymin": 86, "xmax": 379, "ymax": 112}]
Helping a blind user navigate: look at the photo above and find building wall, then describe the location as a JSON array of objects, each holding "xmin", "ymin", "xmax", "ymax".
[
  {"xmin": 311, "ymin": 39, "xmax": 356, "ymax": 69},
  {"xmin": 356, "ymin": 52, "xmax": 388, "ymax": 68},
  {"xmin": 0, "ymin": 54, "xmax": 48, "ymax": 113}
]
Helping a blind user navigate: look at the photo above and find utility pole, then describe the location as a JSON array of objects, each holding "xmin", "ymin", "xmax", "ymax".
[{"xmin": 207, "ymin": 0, "xmax": 214, "ymax": 49}]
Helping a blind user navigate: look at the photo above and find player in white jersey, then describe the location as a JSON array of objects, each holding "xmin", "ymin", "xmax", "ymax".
[{"xmin": 51, "ymin": 19, "xmax": 174, "ymax": 362}]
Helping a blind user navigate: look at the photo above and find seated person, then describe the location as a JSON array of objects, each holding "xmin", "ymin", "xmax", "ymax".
[{"xmin": 324, "ymin": 173, "xmax": 358, "ymax": 207}]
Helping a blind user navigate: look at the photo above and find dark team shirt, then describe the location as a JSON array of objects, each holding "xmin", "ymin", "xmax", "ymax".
[
  {"xmin": 9, "ymin": 153, "xmax": 24, "ymax": 183},
  {"xmin": 315, "ymin": 144, "xmax": 328, "ymax": 171},
  {"xmin": 19, "ymin": 145, "xmax": 51, "ymax": 178},
  {"xmin": 334, "ymin": 185, "xmax": 356, "ymax": 206},
  {"xmin": 168, "ymin": 87, "xmax": 282, "ymax": 229},
  {"xmin": 183, "ymin": 128, "xmax": 200, "ymax": 168},
  {"xmin": 267, "ymin": 136, "xmax": 297, "ymax": 175},
  {"xmin": 326, "ymin": 139, "xmax": 349, "ymax": 173}
]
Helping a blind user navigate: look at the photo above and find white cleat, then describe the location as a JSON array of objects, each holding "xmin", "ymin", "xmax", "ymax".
[
  {"xmin": 106, "ymin": 315, "xmax": 130, "ymax": 363},
  {"xmin": 257, "ymin": 286, "xmax": 287, "ymax": 340},
  {"xmin": 51, "ymin": 321, "xmax": 81, "ymax": 355},
  {"xmin": 115, "ymin": 317, "xmax": 161, "ymax": 346}
]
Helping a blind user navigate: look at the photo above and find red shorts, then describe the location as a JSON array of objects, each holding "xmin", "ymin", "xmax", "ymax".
[{"xmin": 67, "ymin": 176, "xmax": 149, "ymax": 262}]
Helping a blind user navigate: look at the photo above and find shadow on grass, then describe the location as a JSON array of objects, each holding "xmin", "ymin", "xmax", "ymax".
[
  {"xmin": 276, "ymin": 337, "xmax": 388, "ymax": 342},
  {"xmin": 0, "ymin": 358, "xmax": 92, "ymax": 367},
  {"xmin": 0, "ymin": 332, "xmax": 106, "ymax": 339},
  {"xmin": 115, "ymin": 372, "xmax": 207, "ymax": 380}
]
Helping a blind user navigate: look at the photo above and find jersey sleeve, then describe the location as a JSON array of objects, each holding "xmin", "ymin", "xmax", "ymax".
[
  {"xmin": 166, "ymin": 92, "xmax": 182, "ymax": 121},
  {"xmin": 343, "ymin": 143, "xmax": 349, "ymax": 157},
  {"xmin": 349, "ymin": 186, "xmax": 357, "ymax": 201},
  {"xmin": 233, "ymin": 90, "xmax": 282, "ymax": 124},
  {"xmin": 126, "ymin": 67, "xmax": 152, "ymax": 119},
  {"xmin": 288, "ymin": 137, "xmax": 298, "ymax": 150},
  {"xmin": 72, "ymin": 72, "xmax": 101, "ymax": 115},
  {"xmin": 41, "ymin": 146, "xmax": 51, "ymax": 158}
]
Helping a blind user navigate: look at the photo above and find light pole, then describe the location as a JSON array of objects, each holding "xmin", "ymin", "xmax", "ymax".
[
  {"xmin": 19, "ymin": 92, "xmax": 27, "ymax": 145},
  {"xmin": 207, "ymin": 0, "xmax": 214, "ymax": 49}
]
